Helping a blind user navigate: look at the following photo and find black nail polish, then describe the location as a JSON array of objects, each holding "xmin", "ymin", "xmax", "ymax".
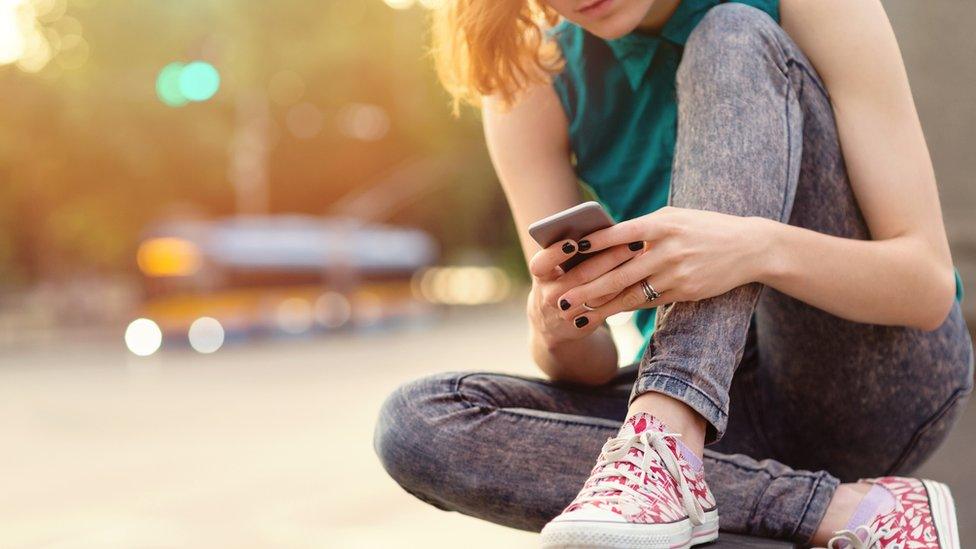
[
  {"xmin": 559, "ymin": 299, "xmax": 571, "ymax": 311},
  {"xmin": 574, "ymin": 316, "xmax": 589, "ymax": 328},
  {"xmin": 561, "ymin": 242, "xmax": 576, "ymax": 254},
  {"xmin": 628, "ymin": 241, "xmax": 644, "ymax": 251},
  {"xmin": 578, "ymin": 240, "xmax": 591, "ymax": 252}
]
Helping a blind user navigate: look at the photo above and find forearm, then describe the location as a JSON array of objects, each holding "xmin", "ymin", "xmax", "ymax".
[
  {"xmin": 755, "ymin": 217, "xmax": 956, "ymax": 330},
  {"xmin": 531, "ymin": 325, "xmax": 619, "ymax": 386}
]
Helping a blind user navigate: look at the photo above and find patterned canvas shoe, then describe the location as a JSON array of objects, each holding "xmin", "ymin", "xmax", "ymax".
[
  {"xmin": 824, "ymin": 477, "xmax": 960, "ymax": 549},
  {"xmin": 540, "ymin": 412, "xmax": 719, "ymax": 548}
]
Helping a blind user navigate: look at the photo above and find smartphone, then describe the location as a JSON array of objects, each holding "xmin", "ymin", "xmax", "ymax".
[{"xmin": 528, "ymin": 201, "xmax": 615, "ymax": 271}]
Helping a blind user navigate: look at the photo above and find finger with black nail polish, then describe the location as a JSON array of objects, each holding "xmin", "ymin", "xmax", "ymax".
[
  {"xmin": 578, "ymin": 240, "xmax": 591, "ymax": 252},
  {"xmin": 559, "ymin": 299, "xmax": 571, "ymax": 311},
  {"xmin": 561, "ymin": 241, "xmax": 576, "ymax": 254},
  {"xmin": 628, "ymin": 241, "xmax": 644, "ymax": 251},
  {"xmin": 574, "ymin": 316, "xmax": 589, "ymax": 328}
]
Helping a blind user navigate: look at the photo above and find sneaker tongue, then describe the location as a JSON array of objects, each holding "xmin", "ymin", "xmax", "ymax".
[
  {"xmin": 584, "ymin": 412, "xmax": 677, "ymax": 506},
  {"xmin": 845, "ymin": 483, "xmax": 897, "ymax": 532},
  {"xmin": 618, "ymin": 412, "xmax": 668, "ymax": 438}
]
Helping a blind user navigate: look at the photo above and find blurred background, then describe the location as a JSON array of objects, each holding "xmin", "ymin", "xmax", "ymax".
[{"xmin": 0, "ymin": 0, "xmax": 973, "ymax": 547}]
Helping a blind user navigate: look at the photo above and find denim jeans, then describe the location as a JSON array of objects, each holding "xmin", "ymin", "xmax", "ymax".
[{"xmin": 374, "ymin": 4, "xmax": 974, "ymax": 544}]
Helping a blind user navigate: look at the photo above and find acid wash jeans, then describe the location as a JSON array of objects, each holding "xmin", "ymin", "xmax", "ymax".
[{"xmin": 373, "ymin": 4, "xmax": 974, "ymax": 544}]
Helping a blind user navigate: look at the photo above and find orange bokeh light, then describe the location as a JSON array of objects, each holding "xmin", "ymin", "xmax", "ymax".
[{"xmin": 136, "ymin": 237, "xmax": 202, "ymax": 277}]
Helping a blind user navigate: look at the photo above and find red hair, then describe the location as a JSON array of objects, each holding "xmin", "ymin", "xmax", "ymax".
[{"xmin": 431, "ymin": 0, "xmax": 564, "ymax": 113}]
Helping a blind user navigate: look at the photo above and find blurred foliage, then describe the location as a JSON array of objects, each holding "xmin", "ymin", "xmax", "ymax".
[{"xmin": 0, "ymin": 0, "xmax": 518, "ymax": 286}]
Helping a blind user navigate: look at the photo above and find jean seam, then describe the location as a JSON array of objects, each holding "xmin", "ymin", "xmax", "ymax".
[
  {"xmin": 452, "ymin": 372, "xmax": 490, "ymax": 412},
  {"xmin": 706, "ymin": 453, "xmax": 824, "ymax": 480},
  {"xmin": 456, "ymin": 371, "xmax": 629, "ymax": 400},
  {"xmin": 451, "ymin": 372, "xmax": 568, "ymax": 411},
  {"xmin": 793, "ymin": 473, "xmax": 837, "ymax": 543},
  {"xmin": 452, "ymin": 373, "xmax": 624, "ymax": 431},
  {"xmin": 787, "ymin": 58, "xmax": 830, "ymax": 100},
  {"xmin": 496, "ymin": 409, "xmax": 621, "ymax": 431},
  {"xmin": 778, "ymin": 80, "xmax": 795, "ymax": 223},
  {"xmin": 885, "ymin": 385, "xmax": 972, "ymax": 474},
  {"xmin": 745, "ymin": 470, "xmax": 776, "ymax": 533},
  {"xmin": 707, "ymin": 454, "xmax": 821, "ymax": 481},
  {"xmin": 633, "ymin": 371, "xmax": 728, "ymax": 423}
]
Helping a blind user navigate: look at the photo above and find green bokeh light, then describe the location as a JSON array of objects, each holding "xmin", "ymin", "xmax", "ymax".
[
  {"xmin": 156, "ymin": 61, "xmax": 221, "ymax": 107},
  {"xmin": 156, "ymin": 62, "xmax": 188, "ymax": 107},
  {"xmin": 178, "ymin": 61, "xmax": 221, "ymax": 102}
]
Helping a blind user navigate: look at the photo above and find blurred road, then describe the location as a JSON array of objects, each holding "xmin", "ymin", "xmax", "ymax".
[{"xmin": 0, "ymin": 305, "xmax": 972, "ymax": 548}]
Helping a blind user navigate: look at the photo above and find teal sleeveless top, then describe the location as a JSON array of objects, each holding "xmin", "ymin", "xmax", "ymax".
[{"xmin": 550, "ymin": 0, "xmax": 964, "ymax": 359}]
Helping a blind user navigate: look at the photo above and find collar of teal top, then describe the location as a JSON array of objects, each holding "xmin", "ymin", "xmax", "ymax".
[{"xmin": 606, "ymin": 0, "xmax": 717, "ymax": 90}]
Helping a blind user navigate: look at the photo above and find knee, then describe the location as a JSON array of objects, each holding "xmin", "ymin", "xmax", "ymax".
[
  {"xmin": 373, "ymin": 373, "xmax": 460, "ymax": 503},
  {"xmin": 678, "ymin": 3, "xmax": 785, "ymax": 87}
]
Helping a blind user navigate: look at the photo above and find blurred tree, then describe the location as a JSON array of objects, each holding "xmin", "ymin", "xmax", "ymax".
[{"xmin": 0, "ymin": 0, "xmax": 509, "ymax": 286}]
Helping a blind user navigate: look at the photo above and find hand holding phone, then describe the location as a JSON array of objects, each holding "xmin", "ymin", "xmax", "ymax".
[{"xmin": 528, "ymin": 201, "xmax": 615, "ymax": 272}]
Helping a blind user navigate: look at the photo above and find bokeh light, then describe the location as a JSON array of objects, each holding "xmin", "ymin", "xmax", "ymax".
[
  {"xmin": 413, "ymin": 266, "xmax": 512, "ymax": 305},
  {"xmin": 35, "ymin": 0, "xmax": 66, "ymax": 23},
  {"xmin": 156, "ymin": 61, "xmax": 220, "ymax": 106},
  {"xmin": 51, "ymin": 12, "xmax": 79, "ymax": 36},
  {"xmin": 124, "ymin": 318, "xmax": 163, "ymax": 357},
  {"xmin": 178, "ymin": 61, "xmax": 220, "ymax": 102},
  {"xmin": 55, "ymin": 32, "xmax": 87, "ymax": 69},
  {"xmin": 0, "ymin": 3, "xmax": 27, "ymax": 65},
  {"xmin": 315, "ymin": 292, "xmax": 352, "ymax": 329},
  {"xmin": 188, "ymin": 317, "xmax": 224, "ymax": 354},
  {"xmin": 15, "ymin": 26, "xmax": 51, "ymax": 72},
  {"xmin": 0, "ymin": 0, "xmax": 86, "ymax": 73},
  {"xmin": 136, "ymin": 237, "xmax": 202, "ymax": 277},
  {"xmin": 156, "ymin": 62, "xmax": 188, "ymax": 107},
  {"xmin": 336, "ymin": 102, "xmax": 390, "ymax": 141},
  {"xmin": 275, "ymin": 297, "xmax": 313, "ymax": 334}
]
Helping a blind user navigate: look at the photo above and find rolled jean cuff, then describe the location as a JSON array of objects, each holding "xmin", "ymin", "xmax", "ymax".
[
  {"xmin": 792, "ymin": 472, "xmax": 840, "ymax": 544},
  {"xmin": 630, "ymin": 371, "xmax": 728, "ymax": 442}
]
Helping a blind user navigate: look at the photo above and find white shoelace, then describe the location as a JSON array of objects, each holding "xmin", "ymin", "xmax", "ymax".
[
  {"xmin": 574, "ymin": 430, "xmax": 705, "ymax": 525},
  {"xmin": 824, "ymin": 525, "xmax": 882, "ymax": 549}
]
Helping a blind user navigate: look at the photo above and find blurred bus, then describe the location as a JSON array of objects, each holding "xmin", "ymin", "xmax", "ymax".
[{"xmin": 131, "ymin": 215, "xmax": 438, "ymax": 351}]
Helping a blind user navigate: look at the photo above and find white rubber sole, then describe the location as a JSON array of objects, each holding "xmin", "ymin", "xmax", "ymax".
[
  {"xmin": 690, "ymin": 510, "xmax": 720, "ymax": 546},
  {"xmin": 922, "ymin": 479, "xmax": 960, "ymax": 549},
  {"xmin": 539, "ymin": 509, "xmax": 719, "ymax": 549}
]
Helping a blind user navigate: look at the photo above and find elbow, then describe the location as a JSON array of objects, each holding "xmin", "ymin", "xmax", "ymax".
[{"xmin": 911, "ymin": 264, "xmax": 957, "ymax": 332}]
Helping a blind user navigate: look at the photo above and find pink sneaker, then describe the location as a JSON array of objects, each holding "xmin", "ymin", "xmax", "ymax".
[
  {"xmin": 824, "ymin": 477, "xmax": 960, "ymax": 549},
  {"xmin": 540, "ymin": 413, "xmax": 719, "ymax": 548}
]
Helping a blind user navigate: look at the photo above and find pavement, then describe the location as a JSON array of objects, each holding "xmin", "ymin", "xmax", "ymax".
[{"xmin": 0, "ymin": 304, "xmax": 971, "ymax": 548}]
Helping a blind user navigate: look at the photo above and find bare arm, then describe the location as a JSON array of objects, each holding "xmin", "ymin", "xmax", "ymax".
[
  {"xmin": 482, "ymin": 83, "xmax": 619, "ymax": 384},
  {"xmin": 759, "ymin": 0, "xmax": 956, "ymax": 329}
]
